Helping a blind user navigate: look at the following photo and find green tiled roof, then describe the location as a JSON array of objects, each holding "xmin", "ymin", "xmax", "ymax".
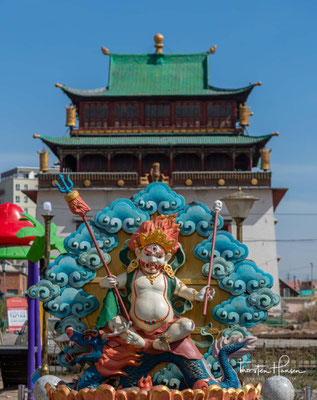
[
  {"xmin": 58, "ymin": 53, "xmax": 257, "ymax": 99},
  {"xmin": 41, "ymin": 133, "xmax": 273, "ymax": 156}
]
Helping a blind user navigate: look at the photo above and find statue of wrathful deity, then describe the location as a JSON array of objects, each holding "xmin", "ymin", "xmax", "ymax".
[{"xmin": 99, "ymin": 214, "xmax": 215, "ymax": 355}]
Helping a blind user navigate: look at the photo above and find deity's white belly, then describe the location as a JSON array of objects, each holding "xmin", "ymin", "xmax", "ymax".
[{"xmin": 130, "ymin": 272, "xmax": 174, "ymax": 331}]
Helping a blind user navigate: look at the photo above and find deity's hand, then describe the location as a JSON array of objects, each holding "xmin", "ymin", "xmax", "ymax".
[
  {"xmin": 99, "ymin": 275, "xmax": 118, "ymax": 288},
  {"xmin": 126, "ymin": 330, "xmax": 146, "ymax": 348},
  {"xmin": 195, "ymin": 286, "xmax": 215, "ymax": 302}
]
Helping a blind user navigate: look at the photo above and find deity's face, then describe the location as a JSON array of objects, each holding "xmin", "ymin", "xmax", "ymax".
[{"xmin": 135, "ymin": 243, "xmax": 172, "ymax": 275}]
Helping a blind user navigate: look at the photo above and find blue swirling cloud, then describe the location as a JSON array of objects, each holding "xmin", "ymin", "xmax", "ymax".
[
  {"xmin": 218, "ymin": 260, "xmax": 274, "ymax": 296},
  {"xmin": 222, "ymin": 325, "xmax": 251, "ymax": 339},
  {"xmin": 64, "ymin": 221, "xmax": 118, "ymax": 255},
  {"xmin": 28, "ymin": 279, "xmax": 60, "ymax": 302},
  {"xmin": 55, "ymin": 316, "xmax": 87, "ymax": 334},
  {"xmin": 44, "ymin": 287, "xmax": 99, "ymax": 319},
  {"xmin": 95, "ymin": 199, "xmax": 149, "ymax": 233},
  {"xmin": 248, "ymin": 288, "xmax": 280, "ymax": 310},
  {"xmin": 213, "ymin": 295, "xmax": 267, "ymax": 328},
  {"xmin": 132, "ymin": 182, "xmax": 185, "ymax": 215},
  {"xmin": 194, "ymin": 231, "xmax": 248, "ymax": 264},
  {"xmin": 201, "ymin": 257, "xmax": 234, "ymax": 279},
  {"xmin": 176, "ymin": 202, "xmax": 223, "ymax": 236},
  {"xmin": 45, "ymin": 255, "xmax": 96, "ymax": 288},
  {"xmin": 77, "ymin": 248, "xmax": 111, "ymax": 270}
]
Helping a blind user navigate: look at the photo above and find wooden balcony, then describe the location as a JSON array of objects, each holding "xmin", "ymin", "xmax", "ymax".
[
  {"xmin": 172, "ymin": 171, "xmax": 271, "ymax": 187},
  {"xmin": 39, "ymin": 172, "xmax": 139, "ymax": 189},
  {"xmin": 39, "ymin": 171, "xmax": 271, "ymax": 189}
]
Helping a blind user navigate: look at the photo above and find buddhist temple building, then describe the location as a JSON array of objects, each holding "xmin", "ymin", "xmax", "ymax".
[{"xmin": 33, "ymin": 34, "xmax": 287, "ymax": 296}]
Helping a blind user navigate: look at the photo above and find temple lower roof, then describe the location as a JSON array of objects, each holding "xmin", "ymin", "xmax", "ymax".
[{"xmin": 40, "ymin": 133, "xmax": 273, "ymax": 157}]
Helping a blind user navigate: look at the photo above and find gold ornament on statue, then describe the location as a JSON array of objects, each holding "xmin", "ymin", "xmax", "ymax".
[{"xmin": 139, "ymin": 228, "xmax": 175, "ymax": 254}]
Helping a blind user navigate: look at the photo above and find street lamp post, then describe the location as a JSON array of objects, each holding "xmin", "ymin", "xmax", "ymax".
[
  {"xmin": 21, "ymin": 262, "xmax": 27, "ymax": 293},
  {"xmin": 221, "ymin": 187, "xmax": 259, "ymax": 243},
  {"xmin": 40, "ymin": 201, "xmax": 53, "ymax": 376},
  {"xmin": 2, "ymin": 261, "xmax": 7, "ymax": 296}
]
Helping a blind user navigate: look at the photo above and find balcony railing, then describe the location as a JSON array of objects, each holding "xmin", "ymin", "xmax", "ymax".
[
  {"xmin": 39, "ymin": 172, "xmax": 139, "ymax": 189},
  {"xmin": 39, "ymin": 171, "xmax": 271, "ymax": 189},
  {"xmin": 172, "ymin": 171, "xmax": 271, "ymax": 187}
]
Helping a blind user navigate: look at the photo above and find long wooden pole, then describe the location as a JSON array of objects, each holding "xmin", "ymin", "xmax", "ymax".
[
  {"xmin": 82, "ymin": 216, "xmax": 130, "ymax": 322},
  {"xmin": 203, "ymin": 201, "xmax": 222, "ymax": 316}
]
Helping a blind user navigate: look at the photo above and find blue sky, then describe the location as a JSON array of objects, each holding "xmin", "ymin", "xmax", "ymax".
[{"xmin": 1, "ymin": 0, "xmax": 316, "ymax": 280}]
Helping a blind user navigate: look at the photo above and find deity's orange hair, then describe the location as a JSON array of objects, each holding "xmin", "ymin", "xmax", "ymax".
[{"xmin": 128, "ymin": 214, "xmax": 180, "ymax": 255}]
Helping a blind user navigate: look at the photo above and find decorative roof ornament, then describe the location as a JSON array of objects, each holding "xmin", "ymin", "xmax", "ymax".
[
  {"xmin": 37, "ymin": 148, "xmax": 50, "ymax": 172},
  {"xmin": 208, "ymin": 45, "xmax": 217, "ymax": 54},
  {"xmin": 154, "ymin": 33, "xmax": 164, "ymax": 53},
  {"xmin": 101, "ymin": 46, "xmax": 110, "ymax": 55}
]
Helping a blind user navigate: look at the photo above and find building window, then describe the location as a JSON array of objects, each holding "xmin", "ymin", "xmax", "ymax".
[
  {"xmin": 207, "ymin": 102, "xmax": 234, "ymax": 128},
  {"xmin": 175, "ymin": 102, "xmax": 201, "ymax": 127},
  {"xmin": 113, "ymin": 103, "xmax": 139, "ymax": 127},
  {"xmin": 16, "ymin": 184, "xmax": 20, "ymax": 190},
  {"xmin": 16, "ymin": 195, "xmax": 20, "ymax": 203},
  {"xmin": 24, "ymin": 196, "xmax": 28, "ymax": 203},
  {"xmin": 90, "ymin": 104, "xmax": 95, "ymax": 120},
  {"xmin": 24, "ymin": 208, "xmax": 28, "ymax": 213},
  {"xmin": 24, "ymin": 184, "xmax": 28, "ymax": 190},
  {"xmin": 283, "ymin": 288, "xmax": 291, "ymax": 297},
  {"xmin": 84, "ymin": 105, "xmax": 89, "ymax": 121},
  {"xmin": 144, "ymin": 103, "xmax": 170, "ymax": 127}
]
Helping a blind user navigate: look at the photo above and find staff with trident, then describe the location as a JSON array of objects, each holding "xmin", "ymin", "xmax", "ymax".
[
  {"xmin": 54, "ymin": 174, "xmax": 131, "ymax": 325},
  {"xmin": 203, "ymin": 200, "xmax": 222, "ymax": 316}
]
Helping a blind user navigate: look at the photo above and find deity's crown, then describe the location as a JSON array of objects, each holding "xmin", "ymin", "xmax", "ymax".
[
  {"xmin": 139, "ymin": 228, "xmax": 176, "ymax": 254},
  {"xmin": 129, "ymin": 214, "xmax": 180, "ymax": 255}
]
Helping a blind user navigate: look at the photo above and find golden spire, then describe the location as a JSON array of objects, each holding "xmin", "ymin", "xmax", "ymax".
[{"xmin": 154, "ymin": 33, "xmax": 164, "ymax": 53}]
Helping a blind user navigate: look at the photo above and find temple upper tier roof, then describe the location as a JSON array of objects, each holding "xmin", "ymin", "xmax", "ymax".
[{"xmin": 56, "ymin": 53, "xmax": 259, "ymax": 101}]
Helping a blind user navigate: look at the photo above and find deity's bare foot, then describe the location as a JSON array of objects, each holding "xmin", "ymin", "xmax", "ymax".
[
  {"xmin": 126, "ymin": 331, "xmax": 146, "ymax": 348},
  {"xmin": 153, "ymin": 335, "xmax": 171, "ymax": 351}
]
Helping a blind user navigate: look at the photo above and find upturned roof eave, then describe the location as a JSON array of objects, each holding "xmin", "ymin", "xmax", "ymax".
[
  {"xmin": 40, "ymin": 133, "xmax": 273, "ymax": 158},
  {"xmin": 58, "ymin": 83, "xmax": 256, "ymax": 105}
]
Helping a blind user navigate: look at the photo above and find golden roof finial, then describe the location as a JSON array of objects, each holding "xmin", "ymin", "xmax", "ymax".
[
  {"xmin": 101, "ymin": 46, "xmax": 110, "ymax": 55},
  {"xmin": 154, "ymin": 33, "xmax": 164, "ymax": 53},
  {"xmin": 55, "ymin": 83, "xmax": 63, "ymax": 88},
  {"xmin": 208, "ymin": 45, "xmax": 217, "ymax": 54}
]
